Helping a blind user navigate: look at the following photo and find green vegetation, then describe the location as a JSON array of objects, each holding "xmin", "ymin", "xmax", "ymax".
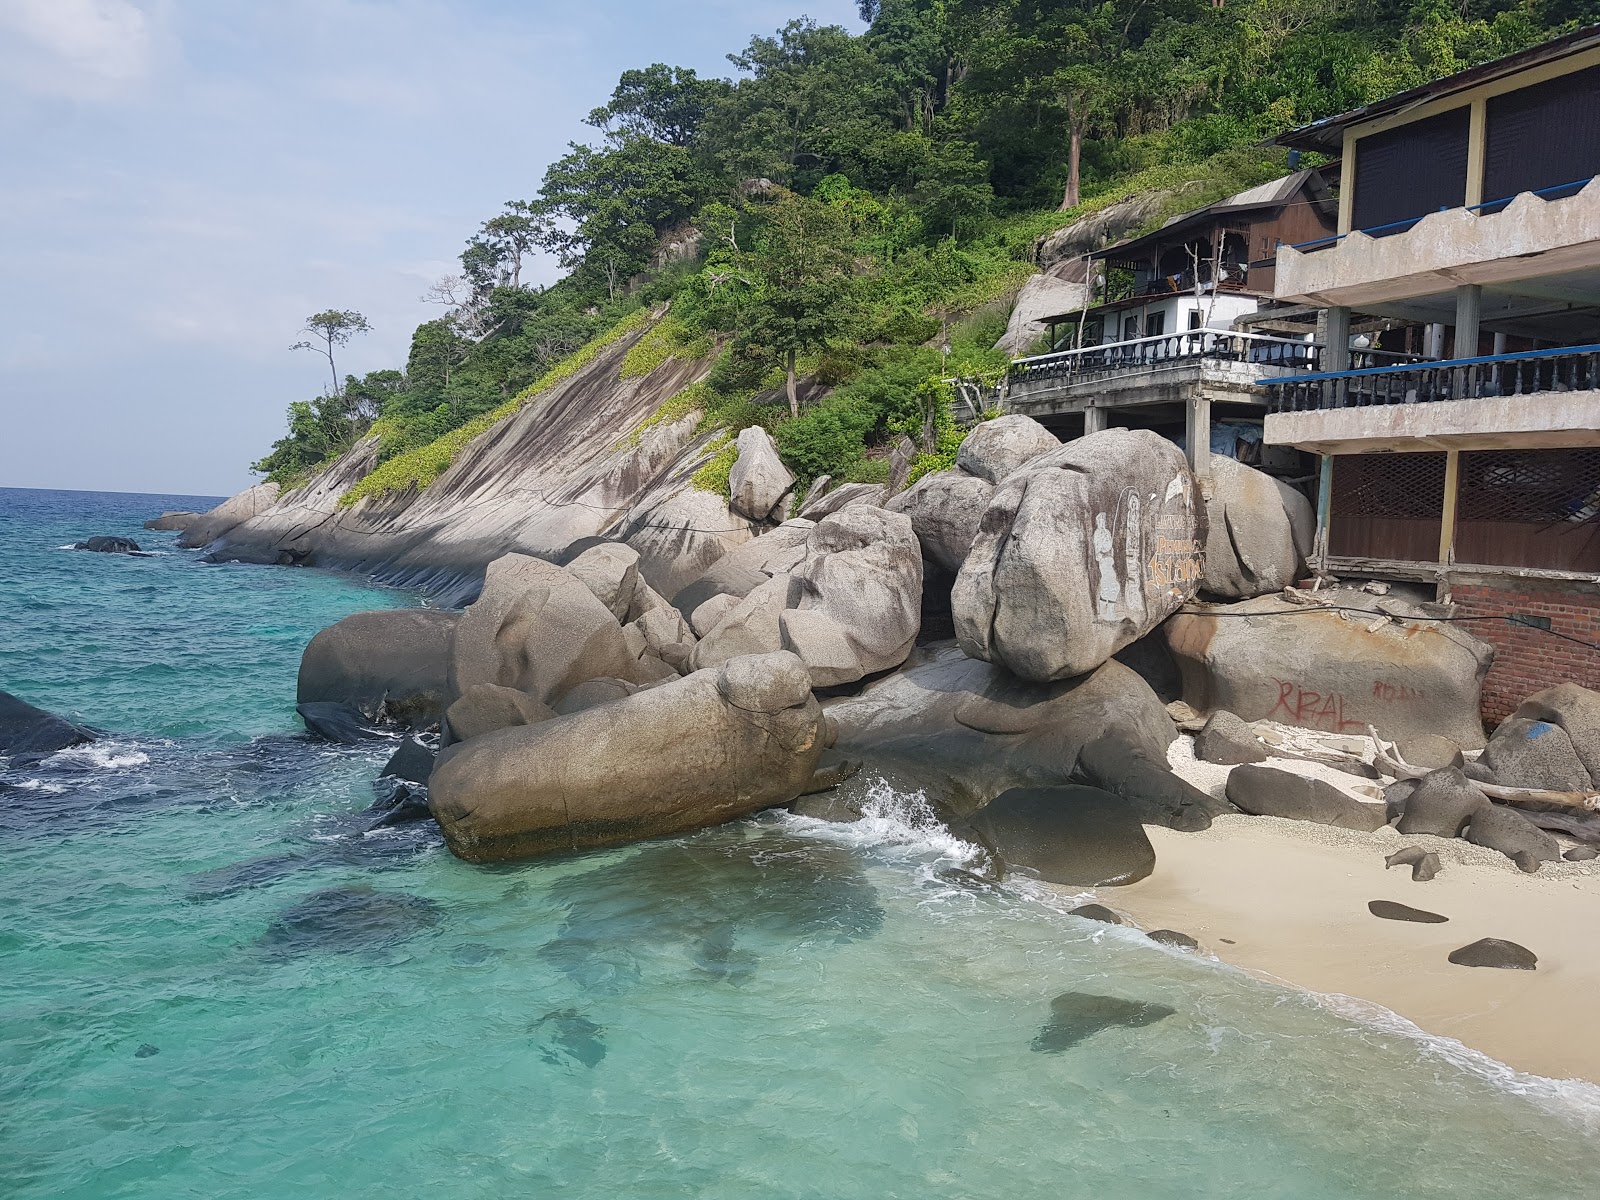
[{"xmin": 257, "ymin": 0, "xmax": 1593, "ymax": 498}]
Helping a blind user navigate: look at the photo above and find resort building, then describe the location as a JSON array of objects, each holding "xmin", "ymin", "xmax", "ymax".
[{"xmin": 1259, "ymin": 25, "xmax": 1600, "ymax": 719}]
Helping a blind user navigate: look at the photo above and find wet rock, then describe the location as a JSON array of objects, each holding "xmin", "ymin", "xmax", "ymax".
[
  {"xmin": 429, "ymin": 652, "xmax": 829, "ymax": 863},
  {"xmin": 258, "ymin": 885, "xmax": 442, "ymax": 957},
  {"xmin": 1199, "ymin": 457, "xmax": 1313, "ymax": 600},
  {"xmin": 1164, "ymin": 587, "xmax": 1492, "ymax": 749},
  {"xmin": 1399, "ymin": 734, "xmax": 1465, "ymax": 771},
  {"xmin": 134, "ymin": 1043, "xmax": 160, "ymax": 1058},
  {"xmin": 298, "ymin": 608, "xmax": 460, "ymax": 727},
  {"xmin": 74, "ymin": 535, "xmax": 141, "ymax": 553},
  {"xmin": 1224, "ymin": 765, "xmax": 1386, "ymax": 831},
  {"xmin": 1510, "ymin": 683, "xmax": 1600, "ymax": 787},
  {"xmin": 728, "ymin": 426, "xmax": 796, "ymax": 522},
  {"xmin": 534, "ymin": 1009, "xmax": 607, "ymax": 1068},
  {"xmin": 296, "ymin": 702, "xmax": 385, "ymax": 744},
  {"xmin": 960, "ymin": 786, "xmax": 1157, "ymax": 887},
  {"xmin": 0, "ymin": 690, "xmax": 96, "ymax": 757},
  {"xmin": 1481, "ymin": 717, "xmax": 1590, "ymax": 793},
  {"xmin": 444, "ymin": 684, "xmax": 556, "ymax": 746},
  {"xmin": 185, "ymin": 852, "xmax": 314, "ymax": 901},
  {"xmin": 1031, "ymin": 991, "xmax": 1176, "ymax": 1052},
  {"xmin": 1565, "ymin": 845, "xmax": 1599, "ymax": 862},
  {"xmin": 954, "ymin": 429, "xmax": 1203, "ymax": 681},
  {"xmin": 1368, "ymin": 900, "xmax": 1448, "ymax": 924},
  {"xmin": 1464, "ymin": 803, "xmax": 1561, "ymax": 867},
  {"xmin": 886, "ymin": 469, "xmax": 993, "ymax": 573},
  {"xmin": 789, "ymin": 791, "xmax": 864, "ymax": 823},
  {"xmin": 1147, "ymin": 929, "xmax": 1200, "ymax": 950},
  {"xmin": 1448, "ymin": 938, "xmax": 1537, "ymax": 970},
  {"xmin": 144, "ymin": 511, "xmax": 203, "ymax": 532},
  {"xmin": 1193, "ymin": 709, "xmax": 1268, "ymax": 765},
  {"xmin": 378, "ymin": 737, "xmax": 435, "ymax": 786},
  {"xmin": 1395, "ymin": 768, "xmax": 1486, "ymax": 838},
  {"xmin": 1070, "ymin": 903, "xmax": 1123, "ymax": 925},
  {"xmin": 955, "ymin": 414, "xmax": 1061, "ymax": 485}
]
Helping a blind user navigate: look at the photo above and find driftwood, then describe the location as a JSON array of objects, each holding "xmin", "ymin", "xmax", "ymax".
[
  {"xmin": 1368, "ymin": 726, "xmax": 1600, "ymax": 813},
  {"xmin": 1516, "ymin": 809, "xmax": 1600, "ymax": 845}
]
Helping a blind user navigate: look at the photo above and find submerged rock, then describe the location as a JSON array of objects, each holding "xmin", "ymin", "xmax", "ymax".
[
  {"xmin": 0, "ymin": 690, "xmax": 96, "ymax": 757},
  {"xmin": 533, "ymin": 1008, "xmax": 607, "ymax": 1068},
  {"xmin": 74, "ymin": 536, "xmax": 142, "ymax": 554},
  {"xmin": 961, "ymin": 786, "xmax": 1156, "ymax": 887},
  {"xmin": 258, "ymin": 885, "xmax": 442, "ymax": 958},
  {"xmin": 1031, "ymin": 991, "xmax": 1176, "ymax": 1052}
]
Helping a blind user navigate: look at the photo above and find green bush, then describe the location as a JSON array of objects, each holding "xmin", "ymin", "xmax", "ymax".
[{"xmin": 691, "ymin": 434, "xmax": 738, "ymax": 496}]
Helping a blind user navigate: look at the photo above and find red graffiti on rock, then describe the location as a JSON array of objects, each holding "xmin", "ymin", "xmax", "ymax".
[
  {"xmin": 1372, "ymin": 680, "xmax": 1426, "ymax": 703},
  {"xmin": 1268, "ymin": 679, "xmax": 1366, "ymax": 733}
]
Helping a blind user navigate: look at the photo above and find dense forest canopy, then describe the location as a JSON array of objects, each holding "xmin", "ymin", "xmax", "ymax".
[{"xmin": 254, "ymin": 0, "xmax": 1597, "ymax": 495}]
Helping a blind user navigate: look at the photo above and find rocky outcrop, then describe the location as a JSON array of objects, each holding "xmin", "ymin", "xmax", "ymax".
[
  {"xmin": 177, "ymin": 482, "xmax": 281, "ymax": 549},
  {"xmin": 954, "ymin": 429, "xmax": 1204, "ymax": 681},
  {"xmin": 428, "ymin": 652, "xmax": 829, "ymax": 862},
  {"xmin": 888, "ymin": 470, "xmax": 994, "ymax": 573},
  {"xmin": 1164, "ymin": 588, "xmax": 1493, "ymax": 749},
  {"xmin": 144, "ymin": 511, "xmax": 203, "ymax": 532},
  {"xmin": 0, "ymin": 691, "xmax": 95, "ymax": 757},
  {"xmin": 959, "ymin": 785, "xmax": 1155, "ymax": 886},
  {"xmin": 75, "ymin": 536, "xmax": 142, "ymax": 554},
  {"xmin": 955, "ymin": 415, "xmax": 1061, "ymax": 485},
  {"xmin": 827, "ymin": 643, "xmax": 1223, "ymax": 830},
  {"xmin": 671, "ymin": 519, "xmax": 814, "ymax": 618},
  {"xmin": 444, "ymin": 684, "xmax": 556, "ymax": 744},
  {"xmin": 1200, "ymin": 457, "xmax": 1313, "ymax": 599},
  {"xmin": 297, "ymin": 609, "xmax": 460, "ymax": 727},
  {"xmin": 993, "ymin": 271, "xmax": 1090, "ymax": 357},
  {"xmin": 728, "ymin": 426, "xmax": 795, "ymax": 522}
]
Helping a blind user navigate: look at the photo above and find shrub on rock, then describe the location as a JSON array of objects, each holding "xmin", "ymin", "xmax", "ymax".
[{"xmin": 954, "ymin": 428, "xmax": 1204, "ymax": 682}]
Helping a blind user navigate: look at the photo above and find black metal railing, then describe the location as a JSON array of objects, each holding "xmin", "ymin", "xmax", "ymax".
[
  {"xmin": 1264, "ymin": 344, "xmax": 1600, "ymax": 412},
  {"xmin": 1010, "ymin": 329, "xmax": 1329, "ymax": 386}
]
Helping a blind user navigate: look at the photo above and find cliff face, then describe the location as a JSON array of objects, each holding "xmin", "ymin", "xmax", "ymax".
[{"xmin": 206, "ymin": 319, "xmax": 760, "ymax": 605}]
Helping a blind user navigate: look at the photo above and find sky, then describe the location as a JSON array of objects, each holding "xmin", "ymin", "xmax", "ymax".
[{"xmin": 0, "ymin": 0, "xmax": 862, "ymax": 497}]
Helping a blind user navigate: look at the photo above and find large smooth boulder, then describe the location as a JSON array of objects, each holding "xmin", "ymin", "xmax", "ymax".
[
  {"xmin": 1225, "ymin": 765, "xmax": 1386, "ymax": 830},
  {"xmin": 1481, "ymin": 717, "xmax": 1590, "ymax": 791},
  {"xmin": 177, "ymin": 482, "xmax": 280, "ymax": 548},
  {"xmin": 144, "ymin": 511, "xmax": 202, "ymax": 532},
  {"xmin": 1504, "ymin": 683, "xmax": 1600, "ymax": 787},
  {"xmin": 955, "ymin": 415, "xmax": 1060, "ymax": 485},
  {"xmin": 826, "ymin": 643, "xmax": 1223, "ymax": 830},
  {"xmin": 449, "ymin": 554, "xmax": 649, "ymax": 707},
  {"xmin": 0, "ymin": 691, "xmax": 95, "ymax": 757},
  {"xmin": 428, "ymin": 652, "xmax": 829, "ymax": 862},
  {"xmin": 565, "ymin": 543, "xmax": 641, "ymax": 622},
  {"xmin": 688, "ymin": 574, "xmax": 790, "ymax": 672},
  {"xmin": 444, "ymin": 684, "xmax": 556, "ymax": 745},
  {"xmin": 728, "ymin": 426, "xmax": 796, "ymax": 522},
  {"xmin": 993, "ymin": 271, "xmax": 1090, "ymax": 357},
  {"xmin": 1164, "ymin": 588, "xmax": 1493, "ymax": 748},
  {"xmin": 1395, "ymin": 767, "xmax": 1487, "ymax": 837},
  {"xmin": 887, "ymin": 469, "xmax": 994, "ymax": 573},
  {"xmin": 1200, "ymin": 457, "xmax": 1313, "ymax": 599},
  {"xmin": 622, "ymin": 488, "xmax": 758, "ymax": 601},
  {"xmin": 298, "ymin": 608, "xmax": 461, "ymax": 727},
  {"xmin": 959, "ymin": 785, "xmax": 1155, "ymax": 886},
  {"xmin": 1465, "ymin": 803, "xmax": 1561, "ymax": 865},
  {"xmin": 954, "ymin": 428, "xmax": 1204, "ymax": 681},
  {"xmin": 671, "ymin": 519, "xmax": 815, "ymax": 619}
]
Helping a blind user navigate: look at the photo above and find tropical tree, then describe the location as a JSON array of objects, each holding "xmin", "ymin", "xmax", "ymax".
[{"xmin": 291, "ymin": 309, "xmax": 371, "ymax": 399}]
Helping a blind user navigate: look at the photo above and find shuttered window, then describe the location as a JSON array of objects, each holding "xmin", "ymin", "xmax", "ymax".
[
  {"xmin": 1351, "ymin": 107, "xmax": 1471, "ymax": 235},
  {"xmin": 1483, "ymin": 63, "xmax": 1600, "ymax": 208}
]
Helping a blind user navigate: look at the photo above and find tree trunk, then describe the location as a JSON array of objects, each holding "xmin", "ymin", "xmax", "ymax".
[
  {"xmin": 325, "ymin": 336, "xmax": 340, "ymax": 398},
  {"xmin": 785, "ymin": 348, "xmax": 799, "ymax": 419},
  {"xmin": 1060, "ymin": 120, "xmax": 1083, "ymax": 211}
]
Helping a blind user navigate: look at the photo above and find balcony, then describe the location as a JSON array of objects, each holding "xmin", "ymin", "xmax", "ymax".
[
  {"xmin": 1262, "ymin": 345, "xmax": 1600, "ymax": 454},
  {"xmin": 1275, "ymin": 177, "xmax": 1600, "ymax": 308}
]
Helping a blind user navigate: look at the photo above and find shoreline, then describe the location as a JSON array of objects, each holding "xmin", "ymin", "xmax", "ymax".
[{"xmin": 1095, "ymin": 809, "xmax": 1600, "ymax": 1085}]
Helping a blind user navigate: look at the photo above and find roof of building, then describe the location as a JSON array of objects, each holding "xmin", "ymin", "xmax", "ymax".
[
  {"xmin": 1276, "ymin": 24, "xmax": 1600, "ymax": 153},
  {"xmin": 1088, "ymin": 168, "xmax": 1334, "ymax": 262}
]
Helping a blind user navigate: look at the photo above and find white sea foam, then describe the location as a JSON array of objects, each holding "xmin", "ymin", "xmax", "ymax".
[
  {"xmin": 779, "ymin": 777, "xmax": 983, "ymax": 868},
  {"xmin": 11, "ymin": 778, "xmax": 67, "ymax": 794},
  {"xmin": 45, "ymin": 742, "xmax": 149, "ymax": 770}
]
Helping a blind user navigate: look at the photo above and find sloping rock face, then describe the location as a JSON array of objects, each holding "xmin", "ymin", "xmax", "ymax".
[
  {"xmin": 1200, "ymin": 457, "xmax": 1313, "ymax": 599},
  {"xmin": 191, "ymin": 317, "xmax": 759, "ymax": 604},
  {"xmin": 144, "ymin": 512, "xmax": 203, "ymax": 532},
  {"xmin": 0, "ymin": 691, "xmax": 95, "ymax": 757},
  {"xmin": 993, "ymin": 271, "xmax": 1090, "ymax": 357},
  {"xmin": 297, "ymin": 609, "xmax": 460, "ymax": 727},
  {"xmin": 178, "ymin": 482, "xmax": 281, "ymax": 549},
  {"xmin": 728, "ymin": 426, "xmax": 796, "ymax": 522},
  {"xmin": 1164, "ymin": 589, "xmax": 1493, "ymax": 748},
  {"xmin": 826, "ymin": 643, "xmax": 1223, "ymax": 830},
  {"xmin": 428, "ymin": 652, "xmax": 828, "ymax": 862},
  {"xmin": 954, "ymin": 429, "xmax": 1204, "ymax": 681},
  {"xmin": 799, "ymin": 482, "xmax": 888, "ymax": 520}
]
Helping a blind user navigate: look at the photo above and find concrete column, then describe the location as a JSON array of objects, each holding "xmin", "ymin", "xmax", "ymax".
[
  {"xmin": 1425, "ymin": 323, "xmax": 1446, "ymax": 359},
  {"xmin": 1492, "ymin": 332, "xmax": 1508, "ymax": 356},
  {"xmin": 1437, "ymin": 448, "xmax": 1461, "ymax": 602},
  {"xmin": 1186, "ymin": 393, "xmax": 1212, "ymax": 491},
  {"xmin": 1323, "ymin": 306, "xmax": 1352, "ymax": 372},
  {"xmin": 1083, "ymin": 406, "xmax": 1107, "ymax": 435},
  {"xmin": 1314, "ymin": 454, "xmax": 1334, "ymax": 573},
  {"xmin": 1454, "ymin": 285, "xmax": 1482, "ymax": 358}
]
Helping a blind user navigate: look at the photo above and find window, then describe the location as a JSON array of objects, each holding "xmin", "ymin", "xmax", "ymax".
[
  {"xmin": 1188, "ymin": 309, "xmax": 1203, "ymax": 331},
  {"xmin": 1483, "ymin": 64, "xmax": 1600, "ymax": 208},
  {"xmin": 1146, "ymin": 311, "xmax": 1165, "ymax": 337},
  {"xmin": 1122, "ymin": 314, "xmax": 1140, "ymax": 341},
  {"xmin": 1351, "ymin": 107, "xmax": 1470, "ymax": 235}
]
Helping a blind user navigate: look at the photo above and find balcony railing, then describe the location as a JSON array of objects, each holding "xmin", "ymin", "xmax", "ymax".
[
  {"xmin": 1263, "ymin": 344, "xmax": 1600, "ymax": 412},
  {"xmin": 1012, "ymin": 330, "xmax": 1323, "ymax": 386}
]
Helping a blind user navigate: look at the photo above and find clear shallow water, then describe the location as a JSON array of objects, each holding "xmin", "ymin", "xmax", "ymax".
[{"xmin": 4, "ymin": 487, "xmax": 1600, "ymax": 1199}]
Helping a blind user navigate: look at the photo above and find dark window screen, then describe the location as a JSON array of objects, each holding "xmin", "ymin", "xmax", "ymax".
[
  {"xmin": 1351, "ymin": 107, "xmax": 1471, "ymax": 235},
  {"xmin": 1484, "ymin": 64, "xmax": 1600, "ymax": 206}
]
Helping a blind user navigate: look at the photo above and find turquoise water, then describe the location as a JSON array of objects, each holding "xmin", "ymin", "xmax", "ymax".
[{"xmin": 4, "ymin": 486, "xmax": 1600, "ymax": 1199}]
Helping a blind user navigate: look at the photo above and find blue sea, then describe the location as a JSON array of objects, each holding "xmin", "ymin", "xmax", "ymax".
[{"xmin": 3, "ymin": 485, "xmax": 1599, "ymax": 1199}]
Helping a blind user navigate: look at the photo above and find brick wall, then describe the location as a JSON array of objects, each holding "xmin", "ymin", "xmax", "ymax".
[{"xmin": 1451, "ymin": 579, "xmax": 1600, "ymax": 726}]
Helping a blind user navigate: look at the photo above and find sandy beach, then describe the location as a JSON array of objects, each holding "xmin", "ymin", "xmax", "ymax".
[{"xmin": 1096, "ymin": 736, "xmax": 1600, "ymax": 1084}]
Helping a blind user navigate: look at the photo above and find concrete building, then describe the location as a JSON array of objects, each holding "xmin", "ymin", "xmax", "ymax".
[{"xmin": 1260, "ymin": 26, "xmax": 1600, "ymax": 719}]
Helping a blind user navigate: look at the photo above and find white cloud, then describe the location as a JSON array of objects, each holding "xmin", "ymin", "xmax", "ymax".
[{"xmin": 0, "ymin": 0, "xmax": 155, "ymax": 98}]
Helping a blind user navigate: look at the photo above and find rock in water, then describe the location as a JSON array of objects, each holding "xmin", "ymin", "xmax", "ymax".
[
  {"xmin": 0, "ymin": 691, "xmax": 96, "ymax": 756},
  {"xmin": 728, "ymin": 426, "xmax": 796, "ymax": 522},
  {"xmin": 1448, "ymin": 938, "xmax": 1537, "ymax": 970},
  {"xmin": 144, "ymin": 511, "xmax": 202, "ymax": 532},
  {"xmin": 954, "ymin": 428, "xmax": 1203, "ymax": 681},
  {"xmin": 886, "ymin": 469, "xmax": 994, "ymax": 573},
  {"xmin": 1193, "ymin": 709, "xmax": 1268, "ymax": 765},
  {"xmin": 428, "ymin": 651, "xmax": 829, "ymax": 863},
  {"xmin": 1031, "ymin": 992, "xmax": 1176, "ymax": 1052},
  {"xmin": 296, "ymin": 702, "xmax": 384, "ymax": 744},
  {"xmin": 960, "ymin": 786, "xmax": 1157, "ymax": 887},
  {"xmin": 1225, "ymin": 765, "xmax": 1386, "ymax": 831},
  {"xmin": 1147, "ymin": 929, "xmax": 1200, "ymax": 950},
  {"xmin": 954, "ymin": 414, "xmax": 1061, "ymax": 484},
  {"xmin": 74, "ymin": 536, "xmax": 141, "ymax": 553},
  {"xmin": 533, "ymin": 1009, "xmax": 607, "ymax": 1068},
  {"xmin": 298, "ymin": 609, "xmax": 460, "ymax": 727},
  {"xmin": 1070, "ymin": 903, "xmax": 1123, "ymax": 925},
  {"xmin": 1368, "ymin": 900, "xmax": 1448, "ymax": 924},
  {"xmin": 258, "ymin": 885, "xmax": 442, "ymax": 957},
  {"xmin": 378, "ymin": 737, "xmax": 436, "ymax": 786},
  {"xmin": 1199, "ymin": 457, "xmax": 1312, "ymax": 600},
  {"xmin": 1164, "ymin": 587, "xmax": 1493, "ymax": 749},
  {"xmin": 177, "ymin": 481, "xmax": 280, "ymax": 549}
]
